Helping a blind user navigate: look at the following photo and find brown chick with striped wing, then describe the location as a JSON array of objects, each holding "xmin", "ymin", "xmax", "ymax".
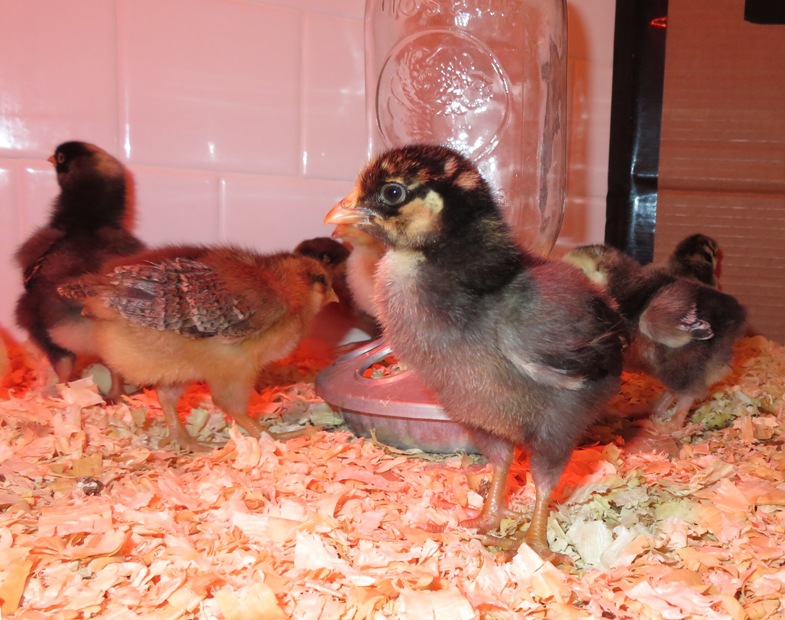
[
  {"xmin": 326, "ymin": 145, "xmax": 626, "ymax": 562},
  {"xmin": 59, "ymin": 246, "xmax": 337, "ymax": 452}
]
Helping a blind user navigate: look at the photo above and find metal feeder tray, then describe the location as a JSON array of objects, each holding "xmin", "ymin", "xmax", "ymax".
[{"xmin": 315, "ymin": 338, "xmax": 480, "ymax": 454}]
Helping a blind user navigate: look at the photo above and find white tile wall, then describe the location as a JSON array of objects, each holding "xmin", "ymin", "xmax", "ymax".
[
  {"xmin": 0, "ymin": 1, "xmax": 120, "ymax": 156},
  {"xmin": 0, "ymin": 166, "xmax": 19, "ymax": 331},
  {"xmin": 131, "ymin": 166, "xmax": 221, "ymax": 245},
  {"xmin": 119, "ymin": 0, "xmax": 304, "ymax": 174},
  {"xmin": 18, "ymin": 164, "xmax": 59, "ymax": 239},
  {"xmin": 221, "ymin": 175, "xmax": 352, "ymax": 250},
  {"xmin": 301, "ymin": 13, "xmax": 367, "ymax": 179},
  {"xmin": 0, "ymin": 0, "xmax": 616, "ymax": 337}
]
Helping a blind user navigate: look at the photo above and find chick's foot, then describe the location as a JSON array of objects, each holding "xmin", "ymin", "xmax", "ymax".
[
  {"xmin": 524, "ymin": 540, "xmax": 573, "ymax": 568},
  {"xmin": 460, "ymin": 448, "xmax": 514, "ymax": 534},
  {"xmin": 157, "ymin": 384, "xmax": 216, "ymax": 453},
  {"xmin": 265, "ymin": 425, "xmax": 320, "ymax": 441},
  {"xmin": 516, "ymin": 474, "xmax": 573, "ymax": 566},
  {"xmin": 476, "ymin": 525, "xmax": 573, "ymax": 568},
  {"xmin": 461, "ymin": 503, "xmax": 519, "ymax": 534},
  {"xmin": 623, "ymin": 420, "xmax": 680, "ymax": 456},
  {"xmin": 100, "ymin": 367, "xmax": 127, "ymax": 405},
  {"xmin": 159, "ymin": 431, "xmax": 216, "ymax": 454}
]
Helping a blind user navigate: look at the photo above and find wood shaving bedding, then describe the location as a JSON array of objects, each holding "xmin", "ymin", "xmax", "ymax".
[{"xmin": 0, "ymin": 336, "xmax": 783, "ymax": 619}]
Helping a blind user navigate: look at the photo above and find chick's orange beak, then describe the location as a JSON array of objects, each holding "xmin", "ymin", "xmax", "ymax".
[
  {"xmin": 325, "ymin": 288, "xmax": 339, "ymax": 305},
  {"xmin": 325, "ymin": 187, "xmax": 373, "ymax": 226},
  {"xmin": 47, "ymin": 155, "xmax": 56, "ymax": 165}
]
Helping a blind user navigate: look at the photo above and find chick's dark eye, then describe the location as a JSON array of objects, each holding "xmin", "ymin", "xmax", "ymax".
[
  {"xmin": 312, "ymin": 273, "xmax": 328, "ymax": 287},
  {"xmin": 56, "ymin": 152, "xmax": 66, "ymax": 164},
  {"xmin": 379, "ymin": 183, "xmax": 407, "ymax": 206}
]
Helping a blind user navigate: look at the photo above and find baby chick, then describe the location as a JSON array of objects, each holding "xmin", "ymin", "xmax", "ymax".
[
  {"xmin": 14, "ymin": 141, "xmax": 145, "ymax": 395},
  {"xmin": 662, "ymin": 233, "xmax": 720, "ymax": 286},
  {"xmin": 564, "ymin": 244, "xmax": 746, "ymax": 430},
  {"xmin": 325, "ymin": 145, "xmax": 626, "ymax": 561},
  {"xmin": 59, "ymin": 246, "xmax": 337, "ymax": 452},
  {"xmin": 332, "ymin": 223, "xmax": 386, "ymax": 322},
  {"xmin": 294, "ymin": 236, "xmax": 352, "ymax": 308}
]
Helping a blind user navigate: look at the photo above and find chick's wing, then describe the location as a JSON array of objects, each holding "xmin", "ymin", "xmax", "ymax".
[
  {"xmin": 495, "ymin": 270, "xmax": 626, "ymax": 390},
  {"xmin": 638, "ymin": 280, "xmax": 715, "ymax": 347},
  {"xmin": 87, "ymin": 258, "xmax": 285, "ymax": 341}
]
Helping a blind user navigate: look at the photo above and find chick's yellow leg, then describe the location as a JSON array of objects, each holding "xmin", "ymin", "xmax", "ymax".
[
  {"xmin": 208, "ymin": 378, "xmax": 265, "ymax": 439},
  {"xmin": 225, "ymin": 411, "xmax": 265, "ymax": 438},
  {"xmin": 209, "ymin": 378, "xmax": 316, "ymax": 441},
  {"xmin": 652, "ymin": 392, "xmax": 677, "ymax": 420},
  {"xmin": 526, "ymin": 450, "xmax": 573, "ymax": 566},
  {"xmin": 660, "ymin": 394, "xmax": 697, "ymax": 432},
  {"xmin": 156, "ymin": 384, "xmax": 212, "ymax": 453},
  {"xmin": 524, "ymin": 479, "xmax": 556, "ymax": 556},
  {"xmin": 53, "ymin": 355, "xmax": 76, "ymax": 384},
  {"xmin": 461, "ymin": 439, "xmax": 515, "ymax": 533}
]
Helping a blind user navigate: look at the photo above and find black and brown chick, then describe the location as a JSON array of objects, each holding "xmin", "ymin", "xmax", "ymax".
[
  {"xmin": 59, "ymin": 246, "xmax": 337, "ymax": 452},
  {"xmin": 325, "ymin": 144, "xmax": 627, "ymax": 561},
  {"xmin": 564, "ymin": 243, "xmax": 746, "ymax": 430},
  {"xmin": 14, "ymin": 141, "xmax": 145, "ymax": 396},
  {"xmin": 662, "ymin": 233, "xmax": 720, "ymax": 287}
]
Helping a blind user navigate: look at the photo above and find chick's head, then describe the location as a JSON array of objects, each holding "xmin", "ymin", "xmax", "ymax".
[
  {"xmin": 47, "ymin": 140, "xmax": 134, "ymax": 232},
  {"xmin": 326, "ymin": 144, "xmax": 498, "ymax": 252},
  {"xmin": 280, "ymin": 254, "xmax": 339, "ymax": 314},
  {"xmin": 667, "ymin": 233, "xmax": 720, "ymax": 286},
  {"xmin": 294, "ymin": 237, "xmax": 350, "ymax": 268},
  {"xmin": 50, "ymin": 141, "xmax": 126, "ymax": 191}
]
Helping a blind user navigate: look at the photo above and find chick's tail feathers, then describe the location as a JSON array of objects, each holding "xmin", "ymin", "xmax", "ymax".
[{"xmin": 576, "ymin": 295, "xmax": 630, "ymax": 380}]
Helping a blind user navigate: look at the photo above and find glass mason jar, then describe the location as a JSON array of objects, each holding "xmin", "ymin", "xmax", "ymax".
[{"xmin": 364, "ymin": 0, "xmax": 567, "ymax": 256}]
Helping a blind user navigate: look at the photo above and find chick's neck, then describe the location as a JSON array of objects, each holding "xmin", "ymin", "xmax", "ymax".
[
  {"xmin": 51, "ymin": 177, "xmax": 129, "ymax": 231},
  {"xmin": 425, "ymin": 213, "xmax": 538, "ymax": 295}
]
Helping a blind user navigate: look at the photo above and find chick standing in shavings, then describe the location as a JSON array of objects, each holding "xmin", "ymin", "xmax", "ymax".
[
  {"xmin": 14, "ymin": 141, "xmax": 145, "ymax": 398},
  {"xmin": 563, "ymin": 242, "xmax": 747, "ymax": 431},
  {"xmin": 59, "ymin": 245, "xmax": 337, "ymax": 452},
  {"xmin": 326, "ymin": 144, "xmax": 627, "ymax": 562}
]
